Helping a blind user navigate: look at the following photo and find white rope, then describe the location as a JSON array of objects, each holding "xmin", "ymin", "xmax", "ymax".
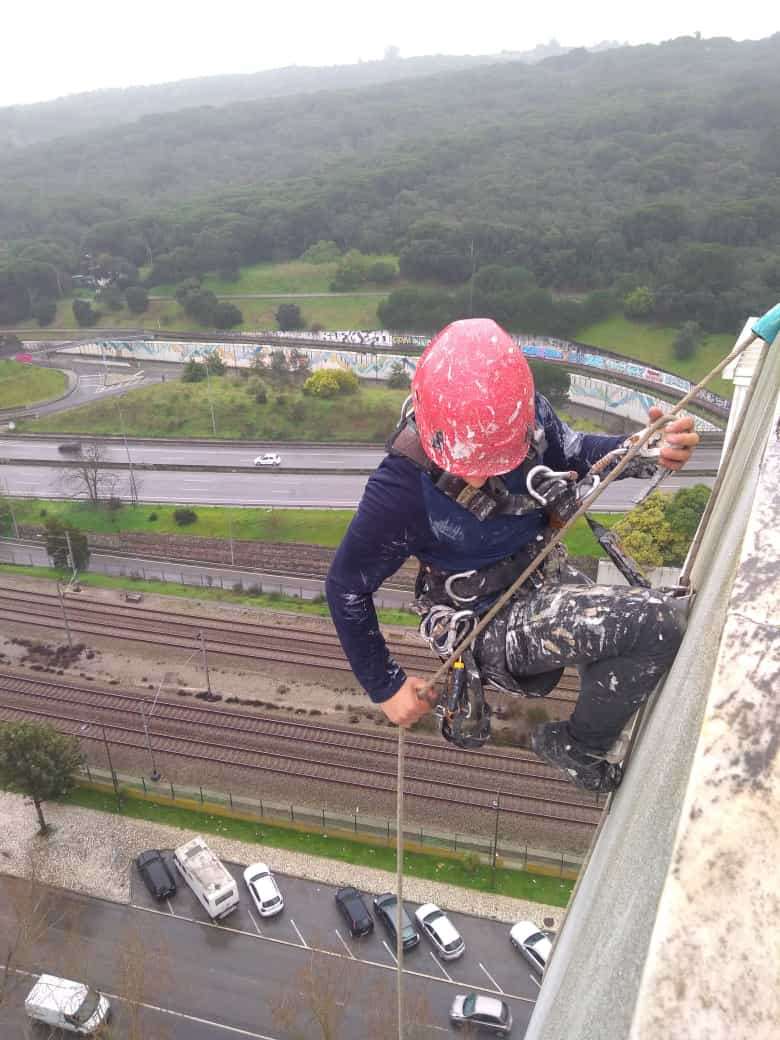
[{"xmin": 395, "ymin": 726, "xmax": 405, "ymax": 1040}]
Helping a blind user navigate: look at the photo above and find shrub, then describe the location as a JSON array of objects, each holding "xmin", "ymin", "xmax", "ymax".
[
  {"xmin": 304, "ymin": 368, "xmax": 359, "ymax": 397},
  {"xmin": 255, "ymin": 388, "xmax": 268, "ymax": 404},
  {"xmin": 173, "ymin": 508, "xmax": 197, "ymax": 526},
  {"xmin": 106, "ymin": 496, "xmax": 122, "ymax": 511},
  {"xmin": 462, "ymin": 851, "xmax": 482, "ymax": 874},
  {"xmin": 147, "ymin": 512, "xmax": 158, "ymax": 522}
]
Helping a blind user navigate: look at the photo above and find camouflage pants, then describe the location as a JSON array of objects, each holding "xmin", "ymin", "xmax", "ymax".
[{"xmin": 479, "ymin": 584, "xmax": 687, "ymax": 751}]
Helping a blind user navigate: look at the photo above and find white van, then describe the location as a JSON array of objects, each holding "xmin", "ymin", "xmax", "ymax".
[
  {"xmin": 173, "ymin": 835, "xmax": 239, "ymax": 920},
  {"xmin": 25, "ymin": 974, "xmax": 111, "ymax": 1035}
]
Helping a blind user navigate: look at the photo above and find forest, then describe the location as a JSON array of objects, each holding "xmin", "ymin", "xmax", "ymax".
[{"xmin": 1, "ymin": 34, "xmax": 778, "ymax": 335}]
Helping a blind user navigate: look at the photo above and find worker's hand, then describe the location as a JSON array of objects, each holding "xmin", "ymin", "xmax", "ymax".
[
  {"xmin": 379, "ymin": 676, "xmax": 437, "ymax": 727},
  {"xmin": 649, "ymin": 406, "xmax": 700, "ymax": 471}
]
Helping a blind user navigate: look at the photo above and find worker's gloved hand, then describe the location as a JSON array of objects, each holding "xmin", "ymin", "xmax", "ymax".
[
  {"xmin": 649, "ymin": 406, "xmax": 699, "ymax": 470},
  {"xmin": 379, "ymin": 676, "xmax": 436, "ymax": 727}
]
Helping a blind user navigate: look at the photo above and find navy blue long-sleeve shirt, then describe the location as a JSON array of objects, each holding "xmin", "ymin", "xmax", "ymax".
[{"xmin": 326, "ymin": 395, "xmax": 624, "ymax": 702}]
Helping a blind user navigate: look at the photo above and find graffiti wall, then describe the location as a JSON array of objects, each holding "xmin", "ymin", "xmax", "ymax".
[{"xmin": 568, "ymin": 374, "xmax": 721, "ymax": 431}]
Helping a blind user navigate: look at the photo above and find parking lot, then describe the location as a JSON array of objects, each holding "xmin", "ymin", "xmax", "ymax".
[{"xmin": 132, "ymin": 852, "xmax": 543, "ymax": 1033}]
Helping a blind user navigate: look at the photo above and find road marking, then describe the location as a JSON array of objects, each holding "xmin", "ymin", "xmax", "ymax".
[
  {"xmin": 290, "ymin": 918, "xmax": 307, "ymax": 947},
  {"xmin": 529, "ymin": 973, "xmax": 541, "ymax": 988},
  {"xmin": 382, "ymin": 940, "xmax": 397, "ymax": 964},
  {"xmin": 479, "ymin": 963, "xmax": 504, "ymax": 993},
  {"xmin": 247, "ymin": 907, "xmax": 263, "ymax": 935},
  {"xmin": 334, "ymin": 929, "xmax": 355, "ymax": 958},
  {"xmin": 166, "ymin": 898, "xmax": 174, "ymax": 915},
  {"xmin": 429, "ymin": 951, "xmax": 454, "ymax": 981},
  {"xmin": 128, "ymin": 903, "xmax": 535, "ymax": 1002}
]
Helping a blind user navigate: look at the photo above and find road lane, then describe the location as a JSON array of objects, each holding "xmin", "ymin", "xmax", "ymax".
[{"xmin": 0, "ymin": 462, "xmax": 715, "ymax": 512}]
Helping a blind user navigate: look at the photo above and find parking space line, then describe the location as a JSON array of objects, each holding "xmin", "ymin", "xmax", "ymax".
[
  {"xmin": 247, "ymin": 908, "xmax": 263, "ymax": 936},
  {"xmin": 479, "ymin": 963, "xmax": 504, "ymax": 993},
  {"xmin": 290, "ymin": 918, "xmax": 307, "ymax": 948},
  {"xmin": 382, "ymin": 940, "xmax": 397, "ymax": 965},
  {"xmin": 334, "ymin": 929, "xmax": 355, "ymax": 958},
  {"xmin": 429, "ymin": 951, "xmax": 453, "ymax": 982},
  {"xmin": 166, "ymin": 899, "xmax": 174, "ymax": 915},
  {"xmin": 129, "ymin": 904, "xmax": 535, "ymax": 1003},
  {"xmin": 529, "ymin": 974, "xmax": 541, "ymax": 988}
]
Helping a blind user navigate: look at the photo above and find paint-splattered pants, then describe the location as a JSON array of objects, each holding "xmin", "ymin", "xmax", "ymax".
[{"xmin": 492, "ymin": 584, "xmax": 687, "ymax": 750}]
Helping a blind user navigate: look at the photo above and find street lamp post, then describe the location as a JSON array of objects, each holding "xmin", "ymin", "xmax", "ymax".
[
  {"xmin": 198, "ymin": 631, "xmax": 213, "ymax": 697},
  {"xmin": 115, "ymin": 398, "xmax": 138, "ymax": 504},
  {"xmin": 205, "ymin": 364, "xmax": 217, "ymax": 436},
  {"xmin": 491, "ymin": 791, "xmax": 501, "ymax": 888}
]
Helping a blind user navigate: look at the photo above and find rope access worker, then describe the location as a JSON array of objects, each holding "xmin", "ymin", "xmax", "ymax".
[{"xmin": 326, "ymin": 319, "xmax": 700, "ymax": 792}]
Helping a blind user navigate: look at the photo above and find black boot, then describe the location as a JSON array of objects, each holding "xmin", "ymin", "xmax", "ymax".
[{"xmin": 531, "ymin": 721, "xmax": 623, "ymax": 794}]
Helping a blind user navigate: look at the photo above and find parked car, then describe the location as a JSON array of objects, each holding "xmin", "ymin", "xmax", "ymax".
[
  {"xmin": 450, "ymin": 993, "xmax": 513, "ymax": 1036},
  {"xmin": 510, "ymin": 920, "xmax": 552, "ymax": 975},
  {"xmin": 415, "ymin": 903, "xmax": 465, "ymax": 960},
  {"xmin": 135, "ymin": 850, "xmax": 176, "ymax": 900},
  {"xmin": 253, "ymin": 452, "xmax": 281, "ymax": 467},
  {"xmin": 373, "ymin": 892, "xmax": 420, "ymax": 951},
  {"xmin": 243, "ymin": 862, "xmax": 284, "ymax": 917},
  {"xmin": 58, "ymin": 441, "xmax": 82, "ymax": 454},
  {"xmin": 334, "ymin": 886, "xmax": 374, "ymax": 938}
]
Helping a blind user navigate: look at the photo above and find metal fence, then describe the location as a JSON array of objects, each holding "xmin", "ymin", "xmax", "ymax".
[{"xmin": 82, "ymin": 763, "xmax": 584, "ymax": 880}]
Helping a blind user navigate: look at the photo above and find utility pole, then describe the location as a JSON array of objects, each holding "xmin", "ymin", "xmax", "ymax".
[
  {"xmin": 198, "ymin": 631, "xmax": 212, "ymax": 696},
  {"xmin": 205, "ymin": 364, "xmax": 217, "ymax": 436},
  {"xmin": 56, "ymin": 582, "xmax": 73, "ymax": 649},
  {"xmin": 115, "ymin": 398, "xmax": 138, "ymax": 504},
  {"xmin": 491, "ymin": 791, "xmax": 501, "ymax": 888},
  {"xmin": 102, "ymin": 725, "xmax": 121, "ymax": 806},
  {"xmin": 227, "ymin": 513, "xmax": 235, "ymax": 567},
  {"xmin": 64, "ymin": 530, "xmax": 78, "ymax": 585},
  {"xmin": 139, "ymin": 702, "xmax": 161, "ymax": 782}
]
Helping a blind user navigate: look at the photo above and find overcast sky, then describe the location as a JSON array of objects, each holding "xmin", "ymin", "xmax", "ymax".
[{"xmin": 1, "ymin": 0, "xmax": 776, "ymax": 107}]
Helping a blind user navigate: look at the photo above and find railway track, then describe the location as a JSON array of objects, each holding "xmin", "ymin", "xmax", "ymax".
[
  {"xmin": 0, "ymin": 585, "xmax": 579, "ymax": 706},
  {"xmin": 0, "ymin": 671, "xmax": 602, "ymax": 830}
]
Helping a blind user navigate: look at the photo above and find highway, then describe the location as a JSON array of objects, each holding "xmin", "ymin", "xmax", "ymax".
[
  {"xmin": 0, "ymin": 870, "xmax": 539, "ymax": 1038},
  {"xmin": 0, "ymin": 461, "xmax": 715, "ymax": 511},
  {"xmin": 0, "ymin": 435, "xmax": 724, "ymax": 472}
]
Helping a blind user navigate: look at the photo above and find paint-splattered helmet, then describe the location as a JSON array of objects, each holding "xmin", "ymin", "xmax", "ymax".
[{"xmin": 411, "ymin": 318, "xmax": 535, "ymax": 478}]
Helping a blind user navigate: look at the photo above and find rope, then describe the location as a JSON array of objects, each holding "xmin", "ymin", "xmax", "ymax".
[
  {"xmin": 416, "ymin": 324, "xmax": 764, "ymax": 701},
  {"xmin": 395, "ymin": 727, "xmax": 405, "ymax": 1040}
]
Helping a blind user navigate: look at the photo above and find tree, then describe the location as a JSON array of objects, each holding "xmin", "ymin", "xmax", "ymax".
[
  {"xmin": 0, "ymin": 721, "xmax": 82, "ymax": 834},
  {"xmin": 301, "ymin": 240, "xmax": 341, "ymax": 263},
  {"xmin": 182, "ymin": 358, "xmax": 206, "ymax": 382},
  {"xmin": 125, "ymin": 285, "xmax": 149, "ymax": 314},
  {"xmin": 673, "ymin": 321, "xmax": 703, "ymax": 360},
  {"xmin": 270, "ymin": 954, "xmax": 351, "ymax": 1040},
  {"xmin": 204, "ymin": 351, "xmax": 226, "ymax": 374},
  {"xmin": 32, "ymin": 298, "xmax": 57, "ymax": 326},
  {"xmin": 1, "ymin": 857, "xmax": 55, "ymax": 1014},
  {"xmin": 72, "ymin": 298, "xmax": 97, "ymax": 326},
  {"xmin": 664, "ymin": 483, "xmax": 710, "ymax": 564},
  {"xmin": 275, "ymin": 303, "xmax": 304, "ymax": 331},
  {"xmin": 366, "ymin": 259, "xmax": 398, "ymax": 284},
  {"xmin": 623, "ymin": 286, "xmax": 656, "ymax": 319},
  {"xmin": 96, "ymin": 284, "xmax": 124, "ymax": 311},
  {"xmin": 61, "ymin": 441, "xmax": 118, "ymax": 505},
  {"xmin": 386, "ymin": 360, "xmax": 410, "ymax": 389},
  {"xmin": 212, "ymin": 301, "xmax": 243, "ymax": 329},
  {"xmin": 45, "ymin": 518, "xmax": 90, "ymax": 571},
  {"xmin": 613, "ymin": 494, "xmax": 671, "ymax": 569}
]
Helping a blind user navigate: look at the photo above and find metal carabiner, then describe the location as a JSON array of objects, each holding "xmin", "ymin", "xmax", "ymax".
[
  {"xmin": 444, "ymin": 569, "xmax": 478, "ymax": 604},
  {"xmin": 526, "ymin": 465, "xmax": 577, "ymax": 505}
]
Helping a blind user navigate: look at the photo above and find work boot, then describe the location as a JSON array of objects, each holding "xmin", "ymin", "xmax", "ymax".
[{"xmin": 531, "ymin": 721, "xmax": 623, "ymax": 794}]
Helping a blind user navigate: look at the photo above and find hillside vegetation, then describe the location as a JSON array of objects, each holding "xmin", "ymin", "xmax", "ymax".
[{"xmin": 2, "ymin": 35, "xmax": 778, "ymax": 340}]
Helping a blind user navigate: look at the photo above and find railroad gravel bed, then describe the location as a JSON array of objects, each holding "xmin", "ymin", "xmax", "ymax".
[{"xmin": 0, "ymin": 791, "xmax": 565, "ymax": 928}]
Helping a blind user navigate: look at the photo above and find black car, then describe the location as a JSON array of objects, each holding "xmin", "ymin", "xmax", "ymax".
[
  {"xmin": 57, "ymin": 441, "xmax": 82, "ymax": 454},
  {"xmin": 335, "ymin": 886, "xmax": 374, "ymax": 938},
  {"xmin": 136, "ymin": 850, "xmax": 177, "ymax": 899},
  {"xmin": 373, "ymin": 893, "xmax": 420, "ymax": 951}
]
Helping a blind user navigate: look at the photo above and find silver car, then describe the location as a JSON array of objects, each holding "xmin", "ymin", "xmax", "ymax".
[
  {"xmin": 510, "ymin": 920, "xmax": 552, "ymax": 975},
  {"xmin": 415, "ymin": 902, "xmax": 465, "ymax": 960},
  {"xmin": 450, "ymin": 993, "xmax": 512, "ymax": 1035}
]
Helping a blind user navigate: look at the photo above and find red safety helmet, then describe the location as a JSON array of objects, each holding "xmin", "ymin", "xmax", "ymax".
[{"xmin": 412, "ymin": 318, "xmax": 535, "ymax": 478}]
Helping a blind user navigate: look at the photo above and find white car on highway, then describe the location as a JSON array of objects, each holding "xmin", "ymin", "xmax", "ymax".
[
  {"xmin": 253, "ymin": 453, "xmax": 281, "ymax": 467},
  {"xmin": 415, "ymin": 903, "xmax": 465, "ymax": 960},
  {"xmin": 510, "ymin": 920, "xmax": 552, "ymax": 975},
  {"xmin": 243, "ymin": 862, "xmax": 284, "ymax": 917}
]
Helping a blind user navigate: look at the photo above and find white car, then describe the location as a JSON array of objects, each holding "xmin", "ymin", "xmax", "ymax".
[
  {"xmin": 415, "ymin": 903, "xmax": 465, "ymax": 960},
  {"xmin": 450, "ymin": 993, "xmax": 512, "ymax": 1036},
  {"xmin": 243, "ymin": 862, "xmax": 284, "ymax": 917},
  {"xmin": 253, "ymin": 452, "xmax": 281, "ymax": 467},
  {"xmin": 510, "ymin": 920, "xmax": 552, "ymax": 975}
]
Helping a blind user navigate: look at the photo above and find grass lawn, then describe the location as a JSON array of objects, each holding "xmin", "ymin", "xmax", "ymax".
[
  {"xmin": 64, "ymin": 784, "xmax": 574, "ymax": 906},
  {"xmin": 0, "ymin": 562, "xmax": 418, "ymax": 627},
  {"xmin": 19, "ymin": 376, "xmax": 408, "ymax": 441},
  {"xmin": 576, "ymin": 315, "xmax": 734, "ymax": 399},
  {"xmin": 6, "ymin": 497, "xmax": 620, "ymax": 558},
  {"xmin": 0, "ymin": 359, "xmax": 68, "ymax": 408}
]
